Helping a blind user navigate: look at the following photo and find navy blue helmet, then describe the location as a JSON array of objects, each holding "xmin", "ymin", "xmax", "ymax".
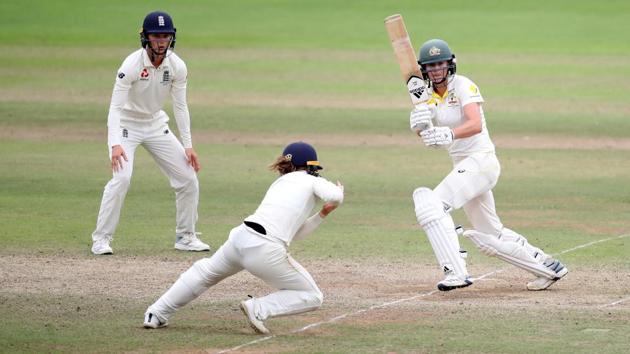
[
  {"xmin": 140, "ymin": 11, "xmax": 176, "ymax": 49},
  {"xmin": 283, "ymin": 142, "xmax": 323, "ymax": 175}
]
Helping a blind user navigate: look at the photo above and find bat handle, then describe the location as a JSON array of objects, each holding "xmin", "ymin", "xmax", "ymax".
[{"xmin": 413, "ymin": 103, "xmax": 435, "ymax": 130}]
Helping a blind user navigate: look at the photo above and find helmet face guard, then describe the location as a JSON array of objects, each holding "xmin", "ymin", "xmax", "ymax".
[
  {"xmin": 417, "ymin": 39, "xmax": 457, "ymax": 85},
  {"xmin": 140, "ymin": 11, "xmax": 177, "ymax": 56}
]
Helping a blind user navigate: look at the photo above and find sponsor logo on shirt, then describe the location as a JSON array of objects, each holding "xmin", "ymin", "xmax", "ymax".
[
  {"xmin": 469, "ymin": 84, "xmax": 481, "ymax": 98},
  {"xmin": 140, "ymin": 68, "xmax": 149, "ymax": 80},
  {"xmin": 118, "ymin": 72, "xmax": 125, "ymax": 79}
]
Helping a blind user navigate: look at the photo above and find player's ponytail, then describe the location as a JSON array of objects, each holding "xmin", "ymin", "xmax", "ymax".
[{"xmin": 269, "ymin": 155, "xmax": 298, "ymax": 175}]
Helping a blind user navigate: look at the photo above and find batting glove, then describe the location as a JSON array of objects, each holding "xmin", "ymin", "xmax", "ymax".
[
  {"xmin": 409, "ymin": 104, "xmax": 433, "ymax": 134},
  {"xmin": 420, "ymin": 126, "xmax": 454, "ymax": 146}
]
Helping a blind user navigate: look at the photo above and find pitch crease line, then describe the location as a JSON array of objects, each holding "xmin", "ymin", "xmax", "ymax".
[
  {"xmin": 599, "ymin": 296, "xmax": 630, "ymax": 308},
  {"xmin": 217, "ymin": 233, "xmax": 629, "ymax": 353}
]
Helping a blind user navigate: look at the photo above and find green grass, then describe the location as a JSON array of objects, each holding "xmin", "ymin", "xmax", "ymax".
[{"xmin": 1, "ymin": 0, "xmax": 629, "ymax": 353}]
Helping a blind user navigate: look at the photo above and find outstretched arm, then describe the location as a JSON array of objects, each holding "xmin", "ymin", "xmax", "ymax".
[
  {"xmin": 293, "ymin": 201, "xmax": 340, "ymax": 241},
  {"xmin": 294, "ymin": 181, "xmax": 343, "ymax": 241}
]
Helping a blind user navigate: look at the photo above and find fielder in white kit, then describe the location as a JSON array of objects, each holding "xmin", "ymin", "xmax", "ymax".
[
  {"xmin": 91, "ymin": 11, "xmax": 209, "ymax": 255},
  {"xmin": 143, "ymin": 142, "xmax": 344, "ymax": 334},
  {"xmin": 409, "ymin": 39, "xmax": 568, "ymax": 291}
]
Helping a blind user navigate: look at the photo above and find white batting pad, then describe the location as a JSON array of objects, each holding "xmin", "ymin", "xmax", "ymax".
[
  {"xmin": 413, "ymin": 187, "xmax": 468, "ymax": 279},
  {"xmin": 463, "ymin": 230, "xmax": 556, "ymax": 279},
  {"xmin": 500, "ymin": 228, "xmax": 548, "ymax": 262}
]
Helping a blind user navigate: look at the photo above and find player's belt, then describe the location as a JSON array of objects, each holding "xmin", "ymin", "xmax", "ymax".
[{"xmin": 244, "ymin": 221, "xmax": 267, "ymax": 235}]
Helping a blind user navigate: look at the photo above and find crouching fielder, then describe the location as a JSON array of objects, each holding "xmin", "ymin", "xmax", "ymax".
[
  {"xmin": 144, "ymin": 142, "xmax": 344, "ymax": 333},
  {"xmin": 409, "ymin": 39, "xmax": 568, "ymax": 292}
]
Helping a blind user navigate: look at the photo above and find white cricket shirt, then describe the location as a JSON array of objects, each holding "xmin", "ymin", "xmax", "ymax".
[
  {"xmin": 107, "ymin": 49, "xmax": 193, "ymax": 148},
  {"xmin": 245, "ymin": 171, "xmax": 344, "ymax": 245},
  {"xmin": 427, "ymin": 74, "xmax": 495, "ymax": 157}
]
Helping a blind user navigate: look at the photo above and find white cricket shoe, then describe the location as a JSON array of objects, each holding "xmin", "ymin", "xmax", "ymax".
[
  {"xmin": 437, "ymin": 274, "xmax": 473, "ymax": 292},
  {"xmin": 143, "ymin": 311, "xmax": 168, "ymax": 329},
  {"xmin": 174, "ymin": 232, "xmax": 210, "ymax": 252},
  {"xmin": 527, "ymin": 259, "xmax": 569, "ymax": 291},
  {"xmin": 240, "ymin": 299, "xmax": 269, "ymax": 334},
  {"xmin": 91, "ymin": 238, "xmax": 113, "ymax": 255}
]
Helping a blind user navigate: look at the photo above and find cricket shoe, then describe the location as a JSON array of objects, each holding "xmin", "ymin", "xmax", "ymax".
[
  {"xmin": 240, "ymin": 299, "xmax": 269, "ymax": 334},
  {"xmin": 174, "ymin": 232, "xmax": 210, "ymax": 252},
  {"xmin": 143, "ymin": 311, "xmax": 168, "ymax": 329},
  {"xmin": 437, "ymin": 274, "xmax": 474, "ymax": 292},
  {"xmin": 91, "ymin": 237, "xmax": 113, "ymax": 255},
  {"xmin": 527, "ymin": 259, "xmax": 569, "ymax": 291}
]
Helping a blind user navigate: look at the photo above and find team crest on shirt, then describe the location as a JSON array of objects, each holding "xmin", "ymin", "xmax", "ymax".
[
  {"xmin": 162, "ymin": 70, "xmax": 170, "ymax": 84},
  {"xmin": 140, "ymin": 68, "xmax": 149, "ymax": 80},
  {"xmin": 447, "ymin": 91, "xmax": 459, "ymax": 106}
]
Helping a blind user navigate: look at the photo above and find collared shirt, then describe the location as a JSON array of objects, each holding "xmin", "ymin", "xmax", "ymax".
[
  {"xmin": 107, "ymin": 48, "xmax": 192, "ymax": 148},
  {"xmin": 245, "ymin": 171, "xmax": 344, "ymax": 245},
  {"xmin": 427, "ymin": 74, "xmax": 495, "ymax": 157}
]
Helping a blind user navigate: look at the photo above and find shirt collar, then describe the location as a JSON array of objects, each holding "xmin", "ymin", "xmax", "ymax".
[
  {"xmin": 429, "ymin": 75, "xmax": 456, "ymax": 102},
  {"xmin": 141, "ymin": 49, "xmax": 170, "ymax": 69},
  {"xmin": 141, "ymin": 49, "xmax": 153, "ymax": 68}
]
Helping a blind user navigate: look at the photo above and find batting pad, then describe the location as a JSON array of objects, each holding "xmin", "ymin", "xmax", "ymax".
[
  {"xmin": 464, "ymin": 230, "xmax": 556, "ymax": 279},
  {"xmin": 413, "ymin": 187, "xmax": 469, "ymax": 279},
  {"xmin": 500, "ymin": 228, "xmax": 548, "ymax": 262}
]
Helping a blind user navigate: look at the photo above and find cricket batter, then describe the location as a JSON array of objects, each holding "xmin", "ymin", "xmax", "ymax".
[
  {"xmin": 409, "ymin": 39, "xmax": 568, "ymax": 291},
  {"xmin": 91, "ymin": 11, "xmax": 209, "ymax": 254},
  {"xmin": 143, "ymin": 142, "xmax": 344, "ymax": 334}
]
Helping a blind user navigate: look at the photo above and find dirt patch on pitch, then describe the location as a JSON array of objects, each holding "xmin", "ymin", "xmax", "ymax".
[{"xmin": 0, "ymin": 254, "xmax": 627, "ymax": 311}]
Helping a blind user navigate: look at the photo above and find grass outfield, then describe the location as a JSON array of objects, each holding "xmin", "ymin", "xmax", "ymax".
[{"xmin": 1, "ymin": 0, "xmax": 629, "ymax": 353}]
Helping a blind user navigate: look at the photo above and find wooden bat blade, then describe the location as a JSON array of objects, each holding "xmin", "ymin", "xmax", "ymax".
[{"xmin": 384, "ymin": 14, "xmax": 429, "ymax": 106}]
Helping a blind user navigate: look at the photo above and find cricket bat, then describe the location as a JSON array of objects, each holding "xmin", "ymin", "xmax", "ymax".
[{"xmin": 384, "ymin": 14, "xmax": 433, "ymax": 131}]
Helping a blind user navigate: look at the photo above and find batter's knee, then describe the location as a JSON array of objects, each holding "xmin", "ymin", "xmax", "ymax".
[{"xmin": 412, "ymin": 187, "xmax": 446, "ymax": 226}]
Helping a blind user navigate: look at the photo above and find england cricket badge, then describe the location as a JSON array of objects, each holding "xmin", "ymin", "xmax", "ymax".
[{"xmin": 162, "ymin": 70, "xmax": 170, "ymax": 84}]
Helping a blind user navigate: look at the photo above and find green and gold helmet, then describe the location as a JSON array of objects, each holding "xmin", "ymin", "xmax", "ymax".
[{"xmin": 417, "ymin": 39, "xmax": 457, "ymax": 81}]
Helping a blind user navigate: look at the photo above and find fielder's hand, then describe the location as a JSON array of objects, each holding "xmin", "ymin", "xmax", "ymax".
[
  {"xmin": 420, "ymin": 126, "xmax": 454, "ymax": 146},
  {"xmin": 320, "ymin": 181, "xmax": 344, "ymax": 218},
  {"xmin": 185, "ymin": 148, "xmax": 201, "ymax": 172},
  {"xmin": 111, "ymin": 145, "xmax": 128, "ymax": 172},
  {"xmin": 319, "ymin": 202, "xmax": 338, "ymax": 218},
  {"xmin": 409, "ymin": 104, "xmax": 433, "ymax": 135}
]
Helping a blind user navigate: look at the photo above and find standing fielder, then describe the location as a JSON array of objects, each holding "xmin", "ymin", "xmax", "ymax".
[
  {"xmin": 91, "ymin": 11, "xmax": 210, "ymax": 255},
  {"xmin": 143, "ymin": 142, "xmax": 344, "ymax": 333},
  {"xmin": 409, "ymin": 39, "xmax": 568, "ymax": 291}
]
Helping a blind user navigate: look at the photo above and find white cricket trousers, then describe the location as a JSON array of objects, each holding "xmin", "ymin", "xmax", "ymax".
[
  {"xmin": 148, "ymin": 224, "xmax": 323, "ymax": 321},
  {"xmin": 92, "ymin": 120, "xmax": 199, "ymax": 241},
  {"xmin": 434, "ymin": 152, "xmax": 503, "ymax": 235}
]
